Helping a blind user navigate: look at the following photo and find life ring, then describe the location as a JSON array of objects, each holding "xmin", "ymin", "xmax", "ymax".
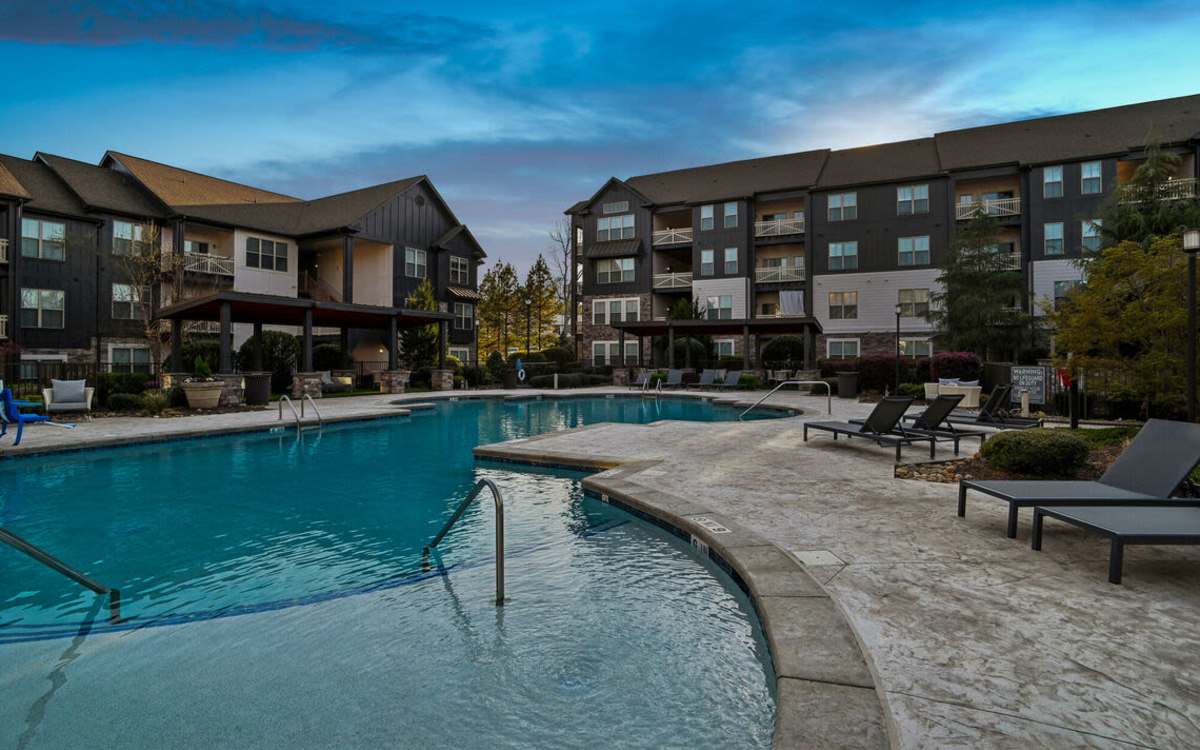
[{"xmin": 517, "ymin": 368, "xmax": 527, "ymax": 382}]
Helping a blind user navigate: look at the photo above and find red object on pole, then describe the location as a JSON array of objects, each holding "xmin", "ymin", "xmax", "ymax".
[{"xmin": 1056, "ymin": 368, "xmax": 1072, "ymax": 388}]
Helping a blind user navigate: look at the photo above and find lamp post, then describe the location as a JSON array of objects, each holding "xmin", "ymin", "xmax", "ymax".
[
  {"xmin": 474, "ymin": 317, "xmax": 481, "ymax": 368},
  {"xmin": 894, "ymin": 303, "xmax": 903, "ymax": 394},
  {"xmin": 1184, "ymin": 228, "xmax": 1200, "ymax": 421},
  {"xmin": 524, "ymin": 297, "xmax": 532, "ymax": 356}
]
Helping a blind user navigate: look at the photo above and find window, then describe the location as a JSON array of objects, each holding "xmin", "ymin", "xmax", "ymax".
[
  {"xmin": 575, "ymin": 226, "xmax": 583, "ymax": 253},
  {"xmin": 21, "ymin": 218, "xmax": 66, "ymax": 261},
  {"xmin": 597, "ymin": 214, "xmax": 634, "ymax": 241},
  {"xmin": 704, "ymin": 295, "xmax": 733, "ymax": 320},
  {"xmin": 898, "ymin": 288, "xmax": 930, "ymax": 317},
  {"xmin": 723, "ymin": 247, "xmax": 738, "ymax": 274},
  {"xmin": 700, "ymin": 249, "xmax": 715, "ymax": 276},
  {"xmin": 828, "ymin": 241, "xmax": 858, "ymax": 271},
  {"xmin": 20, "ymin": 288, "xmax": 65, "ymax": 329},
  {"xmin": 897, "ymin": 184, "xmax": 929, "ymax": 215},
  {"xmin": 1043, "ymin": 165, "xmax": 1063, "ymax": 198},
  {"xmin": 716, "ymin": 339, "xmax": 735, "ymax": 357},
  {"xmin": 602, "ymin": 200, "xmax": 629, "ymax": 214},
  {"xmin": 1081, "ymin": 220, "xmax": 1102, "ymax": 253},
  {"xmin": 1081, "ymin": 161, "xmax": 1102, "ymax": 194},
  {"xmin": 450, "ymin": 256, "xmax": 470, "ymax": 285},
  {"xmin": 591, "ymin": 341, "xmax": 637, "ymax": 366},
  {"xmin": 1054, "ymin": 280, "xmax": 1081, "ymax": 309},
  {"xmin": 827, "ymin": 339, "xmax": 859, "ymax": 358},
  {"xmin": 1044, "ymin": 222, "xmax": 1064, "ymax": 256},
  {"xmin": 454, "ymin": 302, "xmax": 474, "ymax": 331},
  {"xmin": 828, "ymin": 291, "xmax": 858, "ymax": 319},
  {"xmin": 827, "ymin": 192, "xmax": 857, "ymax": 221},
  {"xmin": 449, "ymin": 347, "xmax": 471, "ymax": 362},
  {"xmin": 404, "ymin": 247, "xmax": 427, "ymax": 278},
  {"xmin": 111, "ymin": 283, "xmax": 144, "ymax": 320},
  {"xmin": 592, "ymin": 298, "xmax": 639, "ymax": 325},
  {"xmin": 246, "ymin": 237, "xmax": 288, "ymax": 271},
  {"xmin": 113, "ymin": 221, "xmax": 146, "ymax": 256},
  {"xmin": 898, "ymin": 235, "xmax": 930, "ymax": 266},
  {"xmin": 724, "ymin": 202, "xmax": 738, "ymax": 228},
  {"xmin": 700, "ymin": 205, "xmax": 714, "ymax": 231},
  {"xmin": 184, "ymin": 239, "xmax": 209, "ymax": 254},
  {"xmin": 760, "ymin": 302, "xmax": 777, "ymax": 316},
  {"xmin": 899, "ymin": 339, "xmax": 932, "ymax": 357},
  {"xmin": 111, "ymin": 346, "xmax": 151, "ymax": 374},
  {"xmin": 595, "ymin": 257, "xmax": 634, "ymax": 284}
]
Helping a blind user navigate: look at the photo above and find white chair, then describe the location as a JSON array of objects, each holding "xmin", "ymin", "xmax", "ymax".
[{"xmin": 43, "ymin": 382, "xmax": 95, "ymax": 420}]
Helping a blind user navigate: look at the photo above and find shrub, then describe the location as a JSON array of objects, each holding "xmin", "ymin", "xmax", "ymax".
[
  {"xmin": 540, "ymin": 346, "xmax": 575, "ymax": 369},
  {"xmin": 96, "ymin": 372, "xmax": 151, "ymax": 406},
  {"xmin": 897, "ymin": 383, "xmax": 926, "ymax": 398},
  {"xmin": 981, "ymin": 429, "xmax": 1090, "ymax": 477},
  {"xmin": 718, "ymin": 356, "xmax": 744, "ymax": 370},
  {"xmin": 107, "ymin": 392, "xmax": 143, "ymax": 411},
  {"xmin": 445, "ymin": 355, "xmax": 463, "ymax": 372},
  {"xmin": 141, "ymin": 391, "xmax": 169, "ymax": 414},
  {"xmin": 167, "ymin": 385, "xmax": 187, "ymax": 408},
  {"xmin": 931, "ymin": 352, "xmax": 982, "ymax": 381},
  {"xmin": 461, "ymin": 365, "xmax": 486, "ymax": 387},
  {"xmin": 193, "ymin": 355, "xmax": 213, "ymax": 379},
  {"xmin": 761, "ymin": 336, "xmax": 807, "ymax": 369},
  {"xmin": 485, "ymin": 351, "xmax": 507, "ymax": 382},
  {"xmin": 180, "ymin": 338, "xmax": 220, "ymax": 374},
  {"xmin": 737, "ymin": 373, "xmax": 762, "ymax": 389},
  {"xmin": 507, "ymin": 351, "xmax": 546, "ymax": 364},
  {"xmin": 237, "ymin": 330, "xmax": 298, "ymax": 394},
  {"xmin": 313, "ymin": 343, "xmax": 348, "ymax": 371}
]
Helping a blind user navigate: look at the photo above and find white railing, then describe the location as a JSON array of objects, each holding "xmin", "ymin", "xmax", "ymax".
[
  {"xmin": 652, "ymin": 272, "xmax": 693, "ymax": 289},
  {"xmin": 754, "ymin": 265, "xmax": 805, "ymax": 283},
  {"xmin": 754, "ymin": 218, "xmax": 805, "ymax": 237},
  {"xmin": 762, "ymin": 310, "xmax": 808, "ymax": 318},
  {"xmin": 1119, "ymin": 177, "xmax": 1199, "ymax": 203},
  {"xmin": 994, "ymin": 252, "xmax": 1022, "ymax": 271},
  {"xmin": 956, "ymin": 197, "xmax": 1021, "ymax": 220},
  {"xmin": 183, "ymin": 252, "xmax": 234, "ymax": 276},
  {"xmin": 652, "ymin": 227, "xmax": 694, "ymax": 245},
  {"xmin": 0, "ymin": 314, "xmax": 7, "ymax": 339},
  {"xmin": 0, "ymin": 238, "xmax": 8, "ymax": 263}
]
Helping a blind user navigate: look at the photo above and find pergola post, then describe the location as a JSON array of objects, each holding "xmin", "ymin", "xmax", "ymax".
[
  {"xmin": 742, "ymin": 324, "xmax": 751, "ymax": 370},
  {"xmin": 170, "ymin": 319, "xmax": 183, "ymax": 372},
  {"xmin": 618, "ymin": 329, "xmax": 626, "ymax": 367},
  {"xmin": 342, "ymin": 235, "xmax": 354, "ymax": 303},
  {"xmin": 639, "ymin": 336, "xmax": 645, "ymax": 367},
  {"xmin": 252, "ymin": 322, "xmax": 264, "ymax": 371},
  {"xmin": 302, "ymin": 308, "xmax": 314, "ymax": 371},
  {"xmin": 218, "ymin": 301, "xmax": 233, "ymax": 373},
  {"xmin": 667, "ymin": 325, "xmax": 675, "ymax": 368},
  {"xmin": 438, "ymin": 320, "xmax": 446, "ymax": 369},
  {"xmin": 388, "ymin": 316, "xmax": 398, "ymax": 370},
  {"xmin": 805, "ymin": 326, "xmax": 817, "ymax": 369}
]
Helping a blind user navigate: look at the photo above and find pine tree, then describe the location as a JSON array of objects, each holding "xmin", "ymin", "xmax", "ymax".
[
  {"xmin": 523, "ymin": 255, "xmax": 562, "ymax": 351},
  {"xmin": 477, "ymin": 261, "xmax": 521, "ymax": 358},
  {"xmin": 400, "ymin": 279, "xmax": 440, "ymax": 368}
]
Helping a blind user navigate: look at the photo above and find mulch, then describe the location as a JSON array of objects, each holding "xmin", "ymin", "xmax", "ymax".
[{"xmin": 896, "ymin": 445, "xmax": 1119, "ymax": 483}]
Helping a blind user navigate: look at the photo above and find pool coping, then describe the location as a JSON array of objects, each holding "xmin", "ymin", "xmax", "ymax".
[{"xmin": 473, "ymin": 431, "xmax": 892, "ymax": 750}]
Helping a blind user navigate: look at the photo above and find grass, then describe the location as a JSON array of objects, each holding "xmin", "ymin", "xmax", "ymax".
[{"xmin": 1062, "ymin": 426, "xmax": 1139, "ymax": 449}]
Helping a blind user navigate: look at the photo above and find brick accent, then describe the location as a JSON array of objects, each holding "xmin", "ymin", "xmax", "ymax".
[
  {"xmin": 376, "ymin": 370, "xmax": 411, "ymax": 394},
  {"xmin": 430, "ymin": 368, "xmax": 454, "ymax": 391},
  {"xmin": 213, "ymin": 373, "xmax": 244, "ymax": 407},
  {"xmin": 292, "ymin": 372, "xmax": 324, "ymax": 399},
  {"xmin": 579, "ymin": 293, "xmax": 653, "ymax": 364}
]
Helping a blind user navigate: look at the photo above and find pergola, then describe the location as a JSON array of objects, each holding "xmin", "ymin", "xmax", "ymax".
[
  {"xmin": 156, "ymin": 291, "xmax": 453, "ymax": 373},
  {"xmin": 610, "ymin": 316, "xmax": 824, "ymax": 369}
]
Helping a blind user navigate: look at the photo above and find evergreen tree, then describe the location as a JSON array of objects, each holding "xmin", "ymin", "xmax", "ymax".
[
  {"xmin": 523, "ymin": 255, "xmax": 562, "ymax": 351},
  {"xmin": 400, "ymin": 279, "xmax": 440, "ymax": 368},
  {"xmin": 1096, "ymin": 141, "xmax": 1200, "ymax": 246},
  {"xmin": 477, "ymin": 261, "xmax": 521, "ymax": 358}
]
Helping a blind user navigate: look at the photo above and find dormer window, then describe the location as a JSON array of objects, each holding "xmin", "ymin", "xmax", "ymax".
[{"xmin": 602, "ymin": 201, "xmax": 629, "ymax": 214}]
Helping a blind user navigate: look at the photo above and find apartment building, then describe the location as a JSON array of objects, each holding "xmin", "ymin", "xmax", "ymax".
[
  {"xmin": 565, "ymin": 94, "xmax": 1200, "ymax": 365},
  {"xmin": 0, "ymin": 151, "xmax": 484, "ymax": 375}
]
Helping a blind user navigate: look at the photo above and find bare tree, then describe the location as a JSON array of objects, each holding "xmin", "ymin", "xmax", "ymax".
[{"xmin": 547, "ymin": 218, "xmax": 574, "ymax": 343}]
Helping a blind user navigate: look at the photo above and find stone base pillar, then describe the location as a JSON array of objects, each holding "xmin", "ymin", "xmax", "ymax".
[
  {"xmin": 377, "ymin": 369, "xmax": 411, "ymax": 394},
  {"xmin": 612, "ymin": 368, "xmax": 631, "ymax": 386},
  {"xmin": 213, "ymin": 373, "xmax": 244, "ymax": 407},
  {"xmin": 430, "ymin": 368, "xmax": 454, "ymax": 391},
  {"xmin": 292, "ymin": 372, "xmax": 324, "ymax": 399}
]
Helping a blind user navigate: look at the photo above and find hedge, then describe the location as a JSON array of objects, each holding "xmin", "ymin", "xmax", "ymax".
[
  {"xmin": 96, "ymin": 372, "xmax": 151, "ymax": 407},
  {"xmin": 236, "ymin": 330, "xmax": 299, "ymax": 394},
  {"xmin": 981, "ymin": 429, "xmax": 1090, "ymax": 477},
  {"xmin": 760, "ymin": 336, "xmax": 806, "ymax": 368},
  {"xmin": 107, "ymin": 392, "xmax": 144, "ymax": 411},
  {"xmin": 527, "ymin": 373, "xmax": 609, "ymax": 388},
  {"xmin": 931, "ymin": 352, "xmax": 982, "ymax": 381}
]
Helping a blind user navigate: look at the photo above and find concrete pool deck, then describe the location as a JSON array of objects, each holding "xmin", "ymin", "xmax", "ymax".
[{"xmin": 4, "ymin": 387, "xmax": 1198, "ymax": 748}]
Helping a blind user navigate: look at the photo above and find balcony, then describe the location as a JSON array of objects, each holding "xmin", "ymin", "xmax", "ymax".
[
  {"xmin": 754, "ymin": 218, "xmax": 805, "ymax": 237},
  {"xmin": 993, "ymin": 253, "xmax": 1022, "ymax": 271},
  {"xmin": 0, "ymin": 314, "xmax": 7, "ymax": 339},
  {"xmin": 956, "ymin": 197, "xmax": 1021, "ymax": 220},
  {"xmin": 652, "ymin": 272, "xmax": 693, "ymax": 290},
  {"xmin": 754, "ymin": 265, "xmax": 805, "ymax": 283},
  {"xmin": 1118, "ymin": 177, "xmax": 1198, "ymax": 204},
  {"xmin": 652, "ymin": 227, "xmax": 693, "ymax": 246},
  {"xmin": 183, "ymin": 252, "xmax": 234, "ymax": 276},
  {"xmin": 0, "ymin": 238, "xmax": 7, "ymax": 263}
]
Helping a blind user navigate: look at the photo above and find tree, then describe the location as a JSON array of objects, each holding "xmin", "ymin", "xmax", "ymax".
[
  {"xmin": 1097, "ymin": 141, "xmax": 1200, "ymax": 246},
  {"xmin": 927, "ymin": 212, "xmax": 1029, "ymax": 360},
  {"xmin": 400, "ymin": 279, "xmax": 440, "ymax": 368},
  {"xmin": 477, "ymin": 261, "xmax": 521, "ymax": 358},
  {"xmin": 522, "ymin": 255, "xmax": 562, "ymax": 351},
  {"xmin": 547, "ymin": 218, "xmax": 573, "ymax": 343},
  {"xmin": 113, "ymin": 221, "xmax": 180, "ymax": 366}
]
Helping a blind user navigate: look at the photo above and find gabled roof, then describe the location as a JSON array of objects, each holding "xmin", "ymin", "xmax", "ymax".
[
  {"xmin": 433, "ymin": 223, "xmax": 487, "ymax": 259},
  {"xmin": 816, "ymin": 138, "xmax": 941, "ymax": 188},
  {"xmin": 36, "ymin": 152, "xmax": 167, "ymax": 219},
  {"xmin": 935, "ymin": 93, "xmax": 1200, "ymax": 170},
  {"xmin": 567, "ymin": 176, "xmax": 654, "ymax": 216},
  {"xmin": 625, "ymin": 149, "xmax": 830, "ymax": 205},
  {"xmin": 0, "ymin": 154, "xmax": 90, "ymax": 218},
  {"xmin": 0, "ymin": 160, "xmax": 31, "ymax": 200},
  {"xmin": 102, "ymin": 151, "xmax": 302, "ymax": 207}
]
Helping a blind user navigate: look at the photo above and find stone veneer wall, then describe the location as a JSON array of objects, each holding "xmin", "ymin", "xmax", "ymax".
[
  {"xmin": 291, "ymin": 372, "xmax": 324, "ymax": 399},
  {"xmin": 578, "ymin": 293, "xmax": 654, "ymax": 364},
  {"xmin": 213, "ymin": 373, "xmax": 244, "ymax": 407},
  {"xmin": 817, "ymin": 331, "xmax": 933, "ymax": 358},
  {"xmin": 430, "ymin": 368, "xmax": 454, "ymax": 391},
  {"xmin": 376, "ymin": 370, "xmax": 411, "ymax": 394}
]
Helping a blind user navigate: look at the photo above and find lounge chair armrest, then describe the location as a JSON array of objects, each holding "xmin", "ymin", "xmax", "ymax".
[{"xmin": 42, "ymin": 388, "xmax": 53, "ymax": 407}]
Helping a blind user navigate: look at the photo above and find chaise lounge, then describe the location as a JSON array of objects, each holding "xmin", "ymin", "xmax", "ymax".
[
  {"xmin": 875, "ymin": 394, "xmax": 988, "ymax": 455},
  {"xmin": 958, "ymin": 418, "xmax": 1200, "ymax": 538},
  {"xmin": 943, "ymin": 384, "xmax": 1042, "ymax": 429},
  {"xmin": 688, "ymin": 369, "xmax": 718, "ymax": 389},
  {"xmin": 715, "ymin": 370, "xmax": 742, "ymax": 390},
  {"xmin": 803, "ymin": 396, "xmax": 935, "ymax": 461}
]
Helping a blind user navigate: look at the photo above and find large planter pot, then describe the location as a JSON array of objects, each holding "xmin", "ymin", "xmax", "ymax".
[
  {"xmin": 182, "ymin": 381, "xmax": 224, "ymax": 409},
  {"xmin": 242, "ymin": 372, "xmax": 272, "ymax": 406}
]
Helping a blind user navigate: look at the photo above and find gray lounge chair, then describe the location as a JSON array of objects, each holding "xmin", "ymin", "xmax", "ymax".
[
  {"xmin": 1032, "ymin": 504, "xmax": 1200, "ymax": 584},
  {"xmin": 857, "ymin": 394, "xmax": 987, "ymax": 455},
  {"xmin": 803, "ymin": 396, "xmax": 935, "ymax": 461},
  {"xmin": 959, "ymin": 419, "xmax": 1200, "ymax": 538},
  {"xmin": 660, "ymin": 369, "xmax": 683, "ymax": 389},
  {"xmin": 689, "ymin": 369, "xmax": 718, "ymax": 389},
  {"xmin": 43, "ymin": 379, "xmax": 94, "ymax": 421},
  {"xmin": 944, "ymin": 384, "xmax": 1041, "ymax": 429},
  {"xmin": 715, "ymin": 370, "xmax": 742, "ymax": 389},
  {"xmin": 629, "ymin": 371, "xmax": 650, "ymax": 390}
]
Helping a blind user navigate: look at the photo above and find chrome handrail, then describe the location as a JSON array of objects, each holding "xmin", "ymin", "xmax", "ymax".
[
  {"xmin": 301, "ymin": 394, "xmax": 322, "ymax": 427},
  {"xmin": 740, "ymin": 379, "xmax": 831, "ymax": 419},
  {"xmin": 278, "ymin": 395, "xmax": 301, "ymax": 435},
  {"xmin": 422, "ymin": 479, "xmax": 506, "ymax": 605},
  {"xmin": 1, "ymin": 527, "xmax": 121, "ymax": 622}
]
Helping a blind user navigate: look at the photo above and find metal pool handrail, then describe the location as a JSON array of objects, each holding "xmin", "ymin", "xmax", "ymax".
[
  {"xmin": 422, "ymin": 479, "xmax": 506, "ymax": 605},
  {"xmin": 0, "ymin": 527, "xmax": 122, "ymax": 622},
  {"xmin": 301, "ymin": 393, "xmax": 323, "ymax": 427},
  {"xmin": 278, "ymin": 395, "xmax": 301, "ymax": 435},
  {"xmin": 740, "ymin": 380, "xmax": 831, "ymax": 420}
]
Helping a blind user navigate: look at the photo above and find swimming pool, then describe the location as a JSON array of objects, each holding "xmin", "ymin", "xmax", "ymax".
[{"xmin": 1, "ymin": 396, "xmax": 783, "ymax": 748}]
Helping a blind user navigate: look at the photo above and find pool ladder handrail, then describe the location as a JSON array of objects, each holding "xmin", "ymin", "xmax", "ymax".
[
  {"xmin": 278, "ymin": 395, "xmax": 302, "ymax": 435},
  {"xmin": 300, "ymin": 393, "xmax": 323, "ymax": 428},
  {"xmin": 422, "ymin": 479, "xmax": 505, "ymax": 605},
  {"xmin": 739, "ymin": 380, "xmax": 831, "ymax": 420},
  {"xmin": 0, "ymin": 526, "xmax": 122, "ymax": 622}
]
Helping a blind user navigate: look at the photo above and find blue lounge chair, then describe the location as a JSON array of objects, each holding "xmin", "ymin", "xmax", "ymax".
[
  {"xmin": 1, "ymin": 388, "xmax": 50, "ymax": 446},
  {"xmin": 688, "ymin": 369, "xmax": 718, "ymax": 389},
  {"xmin": 660, "ymin": 369, "xmax": 684, "ymax": 389}
]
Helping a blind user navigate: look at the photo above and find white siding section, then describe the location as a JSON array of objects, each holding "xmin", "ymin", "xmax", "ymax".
[
  {"xmin": 813, "ymin": 269, "xmax": 942, "ymax": 333},
  {"xmin": 231, "ymin": 229, "xmax": 301, "ymax": 349},
  {"xmin": 1030, "ymin": 259, "xmax": 1085, "ymax": 316},
  {"xmin": 691, "ymin": 277, "xmax": 750, "ymax": 318}
]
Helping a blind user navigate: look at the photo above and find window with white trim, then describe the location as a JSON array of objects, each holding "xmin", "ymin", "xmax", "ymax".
[
  {"xmin": 591, "ymin": 340, "xmax": 637, "ymax": 366},
  {"xmin": 602, "ymin": 201, "xmax": 629, "ymax": 214},
  {"xmin": 700, "ymin": 249, "xmax": 715, "ymax": 276},
  {"xmin": 592, "ymin": 298, "xmax": 640, "ymax": 326},
  {"xmin": 20, "ymin": 288, "xmax": 65, "ymax": 329},
  {"xmin": 827, "ymin": 192, "xmax": 857, "ymax": 221},
  {"xmin": 1081, "ymin": 219, "xmax": 1102, "ymax": 253},
  {"xmin": 898, "ymin": 235, "xmax": 930, "ymax": 266},
  {"xmin": 724, "ymin": 202, "xmax": 738, "ymax": 228},
  {"xmin": 1081, "ymin": 161, "xmax": 1102, "ymax": 194},
  {"xmin": 1053, "ymin": 280, "xmax": 1081, "ymax": 309},
  {"xmin": 597, "ymin": 214, "xmax": 634, "ymax": 241},
  {"xmin": 1043, "ymin": 165, "xmax": 1063, "ymax": 198},
  {"xmin": 21, "ymin": 218, "xmax": 65, "ymax": 261},
  {"xmin": 454, "ymin": 302, "xmax": 474, "ymax": 330},
  {"xmin": 828, "ymin": 241, "xmax": 858, "ymax": 271},
  {"xmin": 898, "ymin": 288, "xmax": 929, "ymax": 317},
  {"xmin": 704, "ymin": 295, "xmax": 733, "ymax": 320},
  {"xmin": 896, "ymin": 184, "xmax": 929, "ymax": 215},
  {"xmin": 595, "ymin": 257, "xmax": 634, "ymax": 284},
  {"xmin": 111, "ymin": 283, "xmax": 144, "ymax": 320},
  {"xmin": 113, "ymin": 221, "xmax": 147, "ymax": 256},
  {"xmin": 1044, "ymin": 222, "xmax": 1064, "ymax": 256},
  {"xmin": 899, "ymin": 338, "xmax": 932, "ymax": 357},
  {"xmin": 111, "ymin": 346, "xmax": 151, "ymax": 374},
  {"xmin": 715, "ymin": 339, "xmax": 736, "ymax": 357},
  {"xmin": 448, "ymin": 347, "xmax": 471, "ymax": 362},
  {"xmin": 828, "ymin": 291, "xmax": 858, "ymax": 319},
  {"xmin": 449, "ymin": 256, "xmax": 469, "ymax": 285},
  {"xmin": 404, "ymin": 247, "xmax": 427, "ymax": 278},
  {"xmin": 246, "ymin": 236, "xmax": 288, "ymax": 271},
  {"xmin": 184, "ymin": 239, "xmax": 209, "ymax": 254},
  {"xmin": 700, "ymin": 205, "xmax": 714, "ymax": 231},
  {"xmin": 827, "ymin": 339, "xmax": 859, "ymax": 358},
  {"xmin": 723, "ymin": 247, "xmax": 738, "ymax": 274}
]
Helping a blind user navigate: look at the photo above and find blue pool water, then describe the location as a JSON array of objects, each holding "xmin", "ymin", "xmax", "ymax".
[{"xmin": 1, "ymin": 397, "xmax": 781, "ymax": 748}]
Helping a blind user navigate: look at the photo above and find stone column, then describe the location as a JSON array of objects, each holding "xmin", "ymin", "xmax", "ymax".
[
  {"xmin": 430, "ymin": 368, "xmax": 454, "ymax": 391},
  {"xmin": 302, "ymin": 308, "xmax": 314, "ymax": 372},
  {"xmin": 219, "ymin": 301, "xmax": 233, "ymax": 373},
  {"xmin": 377, "ymin": 369, "xmax": 411, "ymax": 394}
]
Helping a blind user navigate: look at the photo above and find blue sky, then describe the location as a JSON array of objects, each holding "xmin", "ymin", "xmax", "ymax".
[{"xmin": 2, "ymin": 0, "xmax": 1199, "ymax": 272}]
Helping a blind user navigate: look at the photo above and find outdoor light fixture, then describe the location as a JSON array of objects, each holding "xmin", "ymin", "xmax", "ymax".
[
  {"xmin": 1185, "ymin": 229, "xmax": 1200, "ymax": 421},
  {"xmin": 894, "ymin": 304, "xmax": 903, "ymax": 394}
]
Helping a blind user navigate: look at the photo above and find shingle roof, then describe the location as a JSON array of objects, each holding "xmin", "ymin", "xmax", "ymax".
[
  {"xmin": 0, "ymin": 160, "xmax": 30, "ymax": 200},
  {"xmin": 104, "ymin": 151, "xmax": 301, "ymax": 207},
  {"xmin": 433, "ymin": 223, "xmax": 487, "ymax": 259},
  {"xmin": 816, "ymin": 138, "xmax": 941, "ymax": 188},
  {"xmin": 935, "ymin": 93, "xmax": 1200, "ymax": 170},
  {"xmin": 584, "ymin": 239, "xmax": 642, "ymax": 258},
  {"xmin": 446, "ymin": 286, "xmax": 482, "ymax": 301},
  {"xmin": 0, "ymin": 155, "xmax": 90, "ymax": 218},
  {"xmin": 37, "ymin": 152, "xmax": 167, "ymax": 218},
  {"xmin": 624, "ymin": 149, "xmax": 830, "ymax": 205}
]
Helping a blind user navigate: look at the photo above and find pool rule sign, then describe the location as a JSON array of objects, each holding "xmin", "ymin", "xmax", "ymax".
[{"xmin": 1010, "ymin": 366, "xmax": 1048, "ymax": 404}]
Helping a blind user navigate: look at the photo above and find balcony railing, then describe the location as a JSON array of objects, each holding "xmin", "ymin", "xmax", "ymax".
[
  {"xmin": 0, "ymin": 314, "xmax": 7, "ymax": 340},
  {"xmin": 652, "ymin": 227, "xmax": 694, "ymax": 245},
  {"xmin": 0, "ymin": 238, "xmax": 8, "ymax": 263},
  {"xmin": 754, "ymin": 266, "xmax": 805, "ymax": 283},
  {"xmin": 956, "ymin": 197, "xmax": 1021, "ymax": 220},
  {"xmin": 652, "ymin": 272, "xmax": 693, "ymax": 289},
  {"xmin": 754, "ymin": 218, "xmax": 805, "ymax": 237},
  {"xmin": 183, "ymin": 252, "xmax": 235, "ymax": 276},
  {"xmin": 993, "ymin": 253, "xmax": 1022, "ymax": 271},
  {"xmin": 1118, "ymin": 177, "xmax": 1199, "ymax": 204}
]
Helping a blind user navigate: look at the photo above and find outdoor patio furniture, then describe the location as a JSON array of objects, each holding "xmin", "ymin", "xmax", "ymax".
[
  {"xmin": 944, "ymin": 384, "xmax": 1041, "ymax": 429},
  {"xmin": 856, "ymin": 394, "xmax": 987, "ymax": 455},
  {"xmin": 958, "ymin": 418, "xmax": 1200, "ymax": 538},
  {"xmin": 629, "ymin": 371, "xmax": 650, "ymax": 389},
  {"xmin": 42, "ymin": 379, "xmax": 94, "ymax": 421},
  {"xmin": 803, "ymin": 396, "xmax": 935, "ymax": 461},
  {"xmin": 661, "ymin": 369, "xmax": 684, "ymax": 389},
  {"xmin": 689, "ymin": 369, "xmax": 718, "ymax": 389},
  {"xmin": 768, "ymin": 370, "xmax": 792, "ymax": 385},
  {"xmin": 715, "ymin": 370, "xmax": 742, "ymax": 389},
  {"xmin": 318, "ymin": 370, "xmax": 352, "ymax": 394},
  {"xmin": 1, "ymin": 388, "xmax": 51, "ymax": 446},
  {"xmin": 926, "ymin": 380, "xmax": 982, "ymax": 408},
  {"xmin": 1031, "ymin": 504, "xmax": 1200, "ymax": 584}
]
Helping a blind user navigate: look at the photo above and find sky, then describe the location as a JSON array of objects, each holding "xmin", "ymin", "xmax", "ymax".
[{"xmin": 1, "ymin": 0, "xmax": 1199, "ymax": 274}]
